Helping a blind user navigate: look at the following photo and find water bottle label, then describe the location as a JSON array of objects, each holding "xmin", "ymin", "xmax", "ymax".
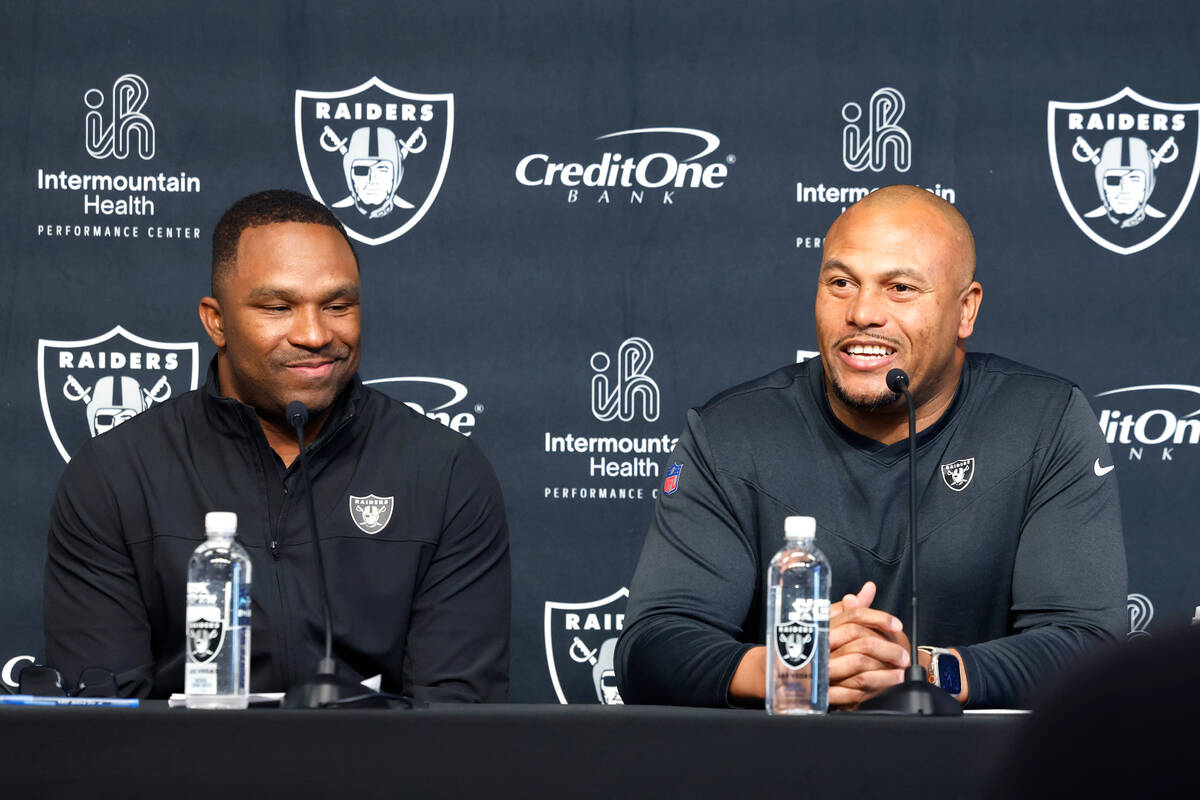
[
  {"xmin": 186, "ymin": 581, "xmax": 228, "ymax": 663},
  {"xmin": 185, "ymin": 663, "xmax": 217, "ymax": 695},
  {"xmin": 775, "ymin": 621, "xmax": 816, "ymax": 669},
  {"xmin": 774, "ymin": 597, "xmax": 830, "ymax": 670}
]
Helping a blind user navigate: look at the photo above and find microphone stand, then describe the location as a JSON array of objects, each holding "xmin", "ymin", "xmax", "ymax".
[
  {"xmin": 856, "ymin": 371, "xmax": 961, "ymax": 716},
  {"xmin": 281, "ymin": 401, "xmax": 390, "ymax": 709}
]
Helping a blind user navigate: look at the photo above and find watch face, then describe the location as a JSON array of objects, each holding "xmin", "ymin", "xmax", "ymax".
[{"xmin": 935, "ymin": 653, "xmax": 962, "ymax": 695}]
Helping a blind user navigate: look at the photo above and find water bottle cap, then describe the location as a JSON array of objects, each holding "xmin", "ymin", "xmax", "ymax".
[
  {"xmin": 784, "ymin": 515, "xmax": 816, "ymax": 540},
  {"xmin": 205, "ymin": 511, "xmax": 237, "ymax": 535}
]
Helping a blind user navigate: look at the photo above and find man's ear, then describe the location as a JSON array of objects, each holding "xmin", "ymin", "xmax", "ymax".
[
  {"xmin": 957, "ymin": 281, "xmax": 983, "ymax": 340},
  {"xmin": 198, "ymin": 296, "xmax": 226, "ymax": 349}
]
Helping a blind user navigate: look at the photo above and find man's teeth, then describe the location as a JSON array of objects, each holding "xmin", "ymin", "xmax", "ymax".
[{"xmin": 846, "ymin": 344, "xmax": 894, "ymax": 358}]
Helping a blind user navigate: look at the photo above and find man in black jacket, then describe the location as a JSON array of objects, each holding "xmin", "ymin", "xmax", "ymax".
[{"xmin": 44, "ymin": 190, "xmax": 510, "ymax": 702}]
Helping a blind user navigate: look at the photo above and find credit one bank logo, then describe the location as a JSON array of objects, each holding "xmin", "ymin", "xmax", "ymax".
[
  {"xmin": 516, "ymin": 127, "xmax": 732, "ymax": 205},
  {"xmin": 1094, "ymin": 383, "xmax": 1200, "ymax": 463},
  {"xmin": 364, "ymin": 376, "xmax": 481, "ymax": 435}
]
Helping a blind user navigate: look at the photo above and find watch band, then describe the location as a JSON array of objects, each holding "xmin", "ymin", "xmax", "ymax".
[
  {"xmin": 918, "ymin": 646, "xmax": 940, "ymax": 686},
  {"xmin": 918, "ymin": 646, "xmax": 961, "ymax": 696}
]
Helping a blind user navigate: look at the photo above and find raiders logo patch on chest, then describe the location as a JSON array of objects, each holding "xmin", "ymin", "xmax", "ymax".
[
  {"xmin": 940, "ymin": 458, "xmax": 975, "ymax": 492},
  {"xmin": 349, "ymin": 494, "xmax": 394, "ymax": 534}
]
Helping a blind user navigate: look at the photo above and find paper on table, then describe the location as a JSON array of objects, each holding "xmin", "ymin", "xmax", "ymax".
[
  {"xmin": 168, "ymin": 676, "xmax": 381, "ymax": 708},
  {"xmin": 168, "ymin": 692, "xmax": 283, "ymax": 708}
]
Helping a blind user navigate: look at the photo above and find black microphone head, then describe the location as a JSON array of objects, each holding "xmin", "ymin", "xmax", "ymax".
[
  {"xmin": 286, "ymin": 400, "xmax": 309, "ymax": 428},
  {"xmin": 886, "ymin": 368, "xmax": 910, "ymax": 393}
]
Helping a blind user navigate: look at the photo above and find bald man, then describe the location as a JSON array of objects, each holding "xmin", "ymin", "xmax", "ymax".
[{"xmin": 616, "ymin": 185, "xmax": 1127, "ymax": 709}]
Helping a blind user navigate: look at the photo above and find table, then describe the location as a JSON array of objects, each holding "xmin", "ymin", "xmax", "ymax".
[{"xmin": 0, "ymin": 703, "xmax": 1025, "ymax": 798}]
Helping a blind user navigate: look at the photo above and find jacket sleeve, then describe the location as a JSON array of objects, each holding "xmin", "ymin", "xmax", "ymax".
[
  {"xmin": 616, "ymin": 409, "xmax": 759, "ymax": 707},
  {"xmin": 957, "ymin": 387, "xmax": 1128, "ymax": 708},
  {"xmin": 43, "ymin": 443, "xmax": 156, "ymax": 696},
  {"xmin": 403, "ymin": 438, "xmax": 511, "ymax": 703}
]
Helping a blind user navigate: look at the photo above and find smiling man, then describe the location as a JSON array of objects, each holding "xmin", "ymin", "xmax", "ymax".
[
  {"xmin": 616, "ymin": 185, "xmax": 1127, "ymax": 709},
  {"xmin": 44, "ymin": 190, "xmax": 510, "ymax": 701}
]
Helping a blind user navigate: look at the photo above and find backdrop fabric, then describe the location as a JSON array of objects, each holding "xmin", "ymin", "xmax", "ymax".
[{"xmin": 1, "ymin": 0, "xmax": 1196, "ymax": 702}]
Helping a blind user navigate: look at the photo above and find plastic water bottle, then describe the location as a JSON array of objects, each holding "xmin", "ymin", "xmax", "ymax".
[
  {"xmin": 766, "ymin": 515, "xmax": 830, "ymax": 715},
  {"xmin": 185, "ymin": 512, "xmax": 251, "ymax": 709}
]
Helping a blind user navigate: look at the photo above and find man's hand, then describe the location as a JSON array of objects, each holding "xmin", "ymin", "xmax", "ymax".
[
  {"xmin": 828, "ymin": 580, "xmax": 911, "ymax": 710},
  {"xmin": 728, "ymin": 580, "xmax": 910, "ymax": 708}
]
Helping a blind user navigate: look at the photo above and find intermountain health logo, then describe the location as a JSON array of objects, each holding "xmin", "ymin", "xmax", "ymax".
[
  {"xmin": 295, "ymin": 77, "xmax": 453, "ymax": 245},
  {"xmin": 591, "ymin": 336, "xmax": 659, "ymax": 423},
  {"xmin": 35, "ymin": 72, "xmax": 204, "ymax": 241},
  {"xmin": 543, "ymin": 337, "xmax": 678, "ymax": 502},
  {"xmin": 841, "ymin": 87, "xmax": 911, "ymax": 173},
  {"xmin": 38, "ymin": 325, "xmax": 199, "ymax": 462},
  {"xmin": 1048, "ymin": 87, "xmax": 1200, "ymax": 255},
  {"xmin": 795, "ymin": 87, "xmax": 957, "ymax": 250},
  {"xmin": 85, "ymin": 74, "xmax": 155, "ymax": 160}
]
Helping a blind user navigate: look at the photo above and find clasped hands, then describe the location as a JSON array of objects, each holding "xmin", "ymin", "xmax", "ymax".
[
  {"xmin": 827, "ymin": 579, "xmax": 911, "ymax": 709},
  {"xmin": 728, "ymin": 579, "xmax": 912, "ymax": 708}
]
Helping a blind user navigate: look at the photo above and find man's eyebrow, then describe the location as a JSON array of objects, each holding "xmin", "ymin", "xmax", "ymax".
[
  {"xmin": 324, "ymin": 284, "xmax": 361, "ymax": 302},
  {"xmin": 819, "ymin": 260, "xmax": 926, "ymax": 282},
  {"xmin": 248, "ymin": 286, "xmax": 299, "ymax": 301},
  {"xmin": 877, "ymin": 267, "xmax": 925, "ymax": 282},
  {"xmin": 247, "ymin": 284, "xmax": 361, "ymax": 302}
]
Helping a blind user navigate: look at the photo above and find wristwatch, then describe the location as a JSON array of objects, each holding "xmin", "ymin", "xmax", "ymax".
[{"xmin": 918, "ymin": 646, "xmax": 962, "ymax": 696}]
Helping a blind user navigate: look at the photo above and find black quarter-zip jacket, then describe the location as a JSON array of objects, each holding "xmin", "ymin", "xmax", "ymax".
[
  {"xmin": 616, "ymin": 353, "xmax": 1127, "ymax": 708},
  {"xmin": 44, "ymin": 361, "xmax": 510, "ymax": 702}
]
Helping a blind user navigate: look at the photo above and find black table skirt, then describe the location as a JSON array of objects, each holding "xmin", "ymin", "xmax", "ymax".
[{"xmin": 1, "ymin": 703, "xmax": 1025, "ymax": 798}]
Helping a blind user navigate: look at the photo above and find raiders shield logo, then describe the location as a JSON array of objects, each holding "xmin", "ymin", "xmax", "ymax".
[
  {"xmin": 775, "ymin": 620, "xmax": 816, "ymax": 670},
  {"xmin": 295, "ymin": 76, "xmax": 454, "ymax": 246},
  {"xmin": 1048, "ymin": 87, "xmax": 1200, "ymax": 255},
  {"xmin": 544, "ymin": 587, "xmax": 628, "ymax": 704},
  {"xmin": 940, "ymin": 458, "xmax": 975, "ymax": 492},
  {"xmin": 37, "ymin": 325, "xmax": 199, "ymax": 462},
  {"xmin": 349, "ymin": 494, "xmax": 394, "ymax": 534},
  {"xmin": 186, "ymin": 583, "xmax": 228, "ymax": 664}
]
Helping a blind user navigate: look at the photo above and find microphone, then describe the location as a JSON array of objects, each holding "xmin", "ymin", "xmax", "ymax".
[
  {"xmin": 286, "ymin": 400, "xmax": 308, "ymax": 429},
  {"xmin": 281, "ymin": 400, "xmax": 390, "ymax": 709},
  {"xmin": 857, "ymin": 369, "xmax": 961, "ymax": 715}
]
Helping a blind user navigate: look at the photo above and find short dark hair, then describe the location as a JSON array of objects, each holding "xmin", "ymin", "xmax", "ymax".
[{"xmin": 210, "ymin": 189, "xmax": 357, "ymax": 297}]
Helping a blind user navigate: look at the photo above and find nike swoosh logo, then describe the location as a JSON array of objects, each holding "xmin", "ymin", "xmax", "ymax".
[{"xmin": 1094, "ymin": 459, "xmax": 1115, "ymax": 477}]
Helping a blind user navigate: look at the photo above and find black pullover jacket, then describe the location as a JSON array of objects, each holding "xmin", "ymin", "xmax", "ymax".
[{"xmin": 44, "ymin": 360, "xmax": 510, "ymax": 702}]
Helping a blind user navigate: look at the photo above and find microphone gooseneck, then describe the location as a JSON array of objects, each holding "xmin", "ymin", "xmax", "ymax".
[
  {"xmin": 856, "ymin": 369, "xmax": 962, "ymax": 715},
  {"xmin": 288, "ymin": 402, "xmax": 334, "ymax": 668},
  {"xmin": 281, "ymin": 400, "xmax": 392, "ymax": 709},
  {"xmin": 886, "ymin": 369, "xmax": 920, "ymax": 672}
]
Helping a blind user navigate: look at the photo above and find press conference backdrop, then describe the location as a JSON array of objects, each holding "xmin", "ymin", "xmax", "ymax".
[{"xmin": 1, "ymin": 1, "xmax": 1196, "ymax": 703}]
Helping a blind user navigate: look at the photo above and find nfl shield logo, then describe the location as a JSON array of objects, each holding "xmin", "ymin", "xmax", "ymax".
[
  {"xmin": 1048, "ymin": 87, "xmax": 1200, "ymax": 255},
  {"xmin": 37, "ymin": 325, "xmax": 199, "ymax": 462},
  {"xmin": 663, "ymin": 463, "xmax": 682, "ymax": 495},
  {"xmin": 544, "ymin": 587, "xmax": 629, "ymax": 704},
  {"xmin": 940, "ymin": 458, "xmax": 975, "ymax": 492},
  {"xmin": 349, "ymin": 494, "xmax": 394, "ymax": 534},
  {"xmin": 295, "ymin": 76, "xmax": 454, "ymax": 246}
]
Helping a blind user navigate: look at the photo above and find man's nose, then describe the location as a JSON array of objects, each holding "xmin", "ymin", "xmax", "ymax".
[
  {"xmin": 289, "ymin": 307, "xmax": 333, "ymax": 350},
  {"xmin": 847, "ymin": 287, "xmax": 887, "ymax": 328}
]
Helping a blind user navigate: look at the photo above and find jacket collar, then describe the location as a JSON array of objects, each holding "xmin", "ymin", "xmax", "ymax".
[{"xmin": 200, "ymin": 355, "xmax": 363, "ymax": 446}]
